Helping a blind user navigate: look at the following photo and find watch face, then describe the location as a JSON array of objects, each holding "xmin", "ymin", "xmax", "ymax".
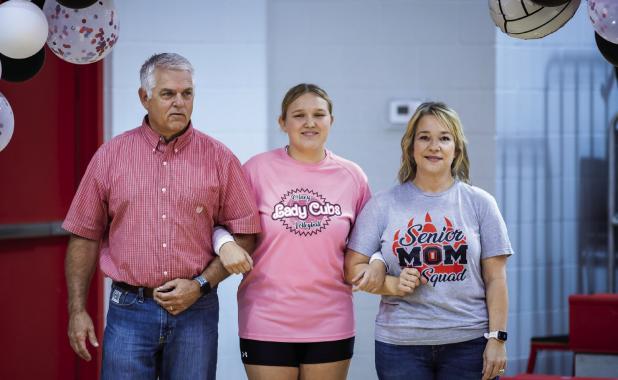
[{"xmin": 498, "ymin": 331, "xmax": 508, "ymax": 341}]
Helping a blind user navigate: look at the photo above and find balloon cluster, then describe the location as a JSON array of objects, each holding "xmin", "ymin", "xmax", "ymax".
[
  {"xmin": 0, "ymin": 0, "xmax": 119, "ymax": 82},
  {"xmin": 489, "ymin": 0, "xmax": 618, "ymax": 68},
  {"xmin": 0, "ymin": 0, "xmax": 118, "ymax": 154}
]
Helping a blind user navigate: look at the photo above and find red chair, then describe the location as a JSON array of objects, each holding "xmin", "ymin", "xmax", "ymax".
[
  {"xmin": 526, "ymin": 293, "xmax": 618, "ymax": 374},
  {"xmin": 526, "ymin": 335, "xmax": 570, "ymax": 373},
  {"xmin": 569, "ymin": 294, "xmax": 618, "ymax": 354}
]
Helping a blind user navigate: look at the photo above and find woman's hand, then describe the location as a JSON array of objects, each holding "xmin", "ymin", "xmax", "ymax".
[
  {"xmin": 482, "ymin": 338, "xmax": 507, "ymax": 379},
  {"xmin": 351, "ymin": 260, "xmax": 386, "ymax": 293},
  {"xmin": 397, "ymin": 267, "xmax": 424, "ymax": 296}
]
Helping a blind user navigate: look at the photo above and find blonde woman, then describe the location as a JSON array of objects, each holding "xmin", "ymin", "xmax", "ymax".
[{"xmin": 345, "ymin": 102, "xmax": 512, "ymax": 380}]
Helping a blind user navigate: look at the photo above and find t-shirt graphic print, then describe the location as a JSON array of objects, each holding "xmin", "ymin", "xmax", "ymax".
[
  {"xmin": 392, "ymin": 212, "xmax": 468, "ymax": 287},
  {"xmin": 271, "ymin": 188, "xmax": 343, "ymax": 236}
]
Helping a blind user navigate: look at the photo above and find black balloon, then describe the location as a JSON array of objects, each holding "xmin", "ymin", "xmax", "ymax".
[
  {"xmin": 530, "ymin": 0, "xmax": 570, "ymax": 6},
  {"xmin": 596, "ymin": 32, "xmax": 618, "ymax": 67},
  {"xmin": 30, "ymin": 0, "xmax": 46, "ymax": 9},
  {"xmin": 57, "ymin": 0, "xmax": 98, "ymax": 9},
  {"xmin": 0, "ymin": 48, "xmax": 45, "ymax": 82}
]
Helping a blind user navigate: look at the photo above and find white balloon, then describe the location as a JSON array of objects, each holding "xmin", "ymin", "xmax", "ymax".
[
  {"xmin": 489, "ymin": 0, "xmax": 581, "ymax": 39},
  {"xmin": 0, "ymin": 92, "xmax": 15, "ymax": 153},
  {"xmin": 0, "ymin": 0, "xmax": 49, "ymax": 59}
]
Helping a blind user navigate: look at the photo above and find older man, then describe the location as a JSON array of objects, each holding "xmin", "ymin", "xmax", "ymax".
[{"xmin": 63, "ymin": 53, "xmax": 259, "ymax": 379}]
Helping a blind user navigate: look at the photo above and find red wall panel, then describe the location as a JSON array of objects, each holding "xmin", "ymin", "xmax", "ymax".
[{"xmin": 0, "ymin": 48, "xmax": 103, "ymax": 380}]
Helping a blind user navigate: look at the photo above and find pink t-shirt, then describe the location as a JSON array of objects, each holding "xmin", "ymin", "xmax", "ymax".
[{"xmin": 238, "ymin": 148, "xmax": 371, "ymax": 342}]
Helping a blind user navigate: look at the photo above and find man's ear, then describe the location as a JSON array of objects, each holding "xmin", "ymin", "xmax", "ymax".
[{"xmin": 138, "ymin": 88, "xmax": 149, "ymax": 109}]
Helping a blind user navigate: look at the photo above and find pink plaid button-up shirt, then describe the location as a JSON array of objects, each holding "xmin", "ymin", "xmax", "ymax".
[{"xmin": 63, "ymin": 119, "xmax": 260, "ymax": 287}]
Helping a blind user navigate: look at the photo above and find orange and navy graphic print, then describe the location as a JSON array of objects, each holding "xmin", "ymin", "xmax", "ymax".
[{"xmin": 392, "ymin": 212, "xmax": 468, "ymax": 287}]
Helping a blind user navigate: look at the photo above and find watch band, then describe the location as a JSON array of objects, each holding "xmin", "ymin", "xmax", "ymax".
[
  {"xmin": 193, "ymin": 275, "xmax": 211, "ymax": 295},
  {"xmin": 484, "ymin": 330, "xmax": 508, "ymax": 342}
]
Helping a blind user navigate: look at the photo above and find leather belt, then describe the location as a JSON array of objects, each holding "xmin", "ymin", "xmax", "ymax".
[{"xmin": 112, "ymin": 281, "xmax": 156, "ymax": 298}]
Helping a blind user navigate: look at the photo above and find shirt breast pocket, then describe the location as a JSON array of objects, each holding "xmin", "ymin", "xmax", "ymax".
[{"xmin": 182, "ymin": 183, "xmax": 219, "ymax": 224}]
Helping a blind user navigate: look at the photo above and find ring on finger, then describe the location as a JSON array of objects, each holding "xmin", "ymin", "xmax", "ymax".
[{"xmin": 498, "ymin": 368, "xmax": 505, "ymax": 375}]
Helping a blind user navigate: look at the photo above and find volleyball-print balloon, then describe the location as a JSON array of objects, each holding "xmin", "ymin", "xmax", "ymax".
[
  {"xmin": 589, "ymin": 0, "xmax": 618, "ymax": 45},
  {"xmin": 489, "ymin": 0, "xmax": 581, "ymax": 39},
  {"xmin": 43, "ymin": 0, "xmax": 119, "ymax": 64},
  {"xmin": 0, "ymin": 92, "xmax": 15, "ymax": 153}
]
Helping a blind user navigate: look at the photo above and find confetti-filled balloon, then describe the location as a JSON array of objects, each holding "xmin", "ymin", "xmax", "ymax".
[
  {"xmin": 44, "ymin": 0, "xmax": 119, "ymax": 64},
  {"xmin": 0, "ymin": 0, "xmax": 49, "ymax": 59},
  {"xmin": 589, "ymin": 0, "xmax": 618, "ymax": 45},
  {"xmin": 0, "ymin": 92, "xmax": 15, "ymax": 153}
]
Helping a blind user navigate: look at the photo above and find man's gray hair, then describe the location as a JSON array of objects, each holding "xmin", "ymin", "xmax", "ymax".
[{"xmin": 140, "ymin": 53, "xmax": 194, "ymax": 98}]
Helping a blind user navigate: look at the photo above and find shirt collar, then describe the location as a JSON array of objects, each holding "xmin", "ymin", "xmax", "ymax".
[{"xmin": 139, "ymin": 116, "xmax": 194, "ymax": 152}]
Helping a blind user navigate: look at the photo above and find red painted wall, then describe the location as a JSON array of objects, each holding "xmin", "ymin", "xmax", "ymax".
[{"xmin": 0, "ymin": 48, "xmax": 104, "ymax": 380}]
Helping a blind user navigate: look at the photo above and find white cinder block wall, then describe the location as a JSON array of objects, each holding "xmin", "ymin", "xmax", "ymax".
[{"xmin": 106, "ymin": 1, "xmax": 610, "ymax": 378}]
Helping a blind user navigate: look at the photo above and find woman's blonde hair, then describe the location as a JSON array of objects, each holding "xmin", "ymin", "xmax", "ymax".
[{"xmin": 398, "ymin": 101, "xmax": 470, "ymax": 184}]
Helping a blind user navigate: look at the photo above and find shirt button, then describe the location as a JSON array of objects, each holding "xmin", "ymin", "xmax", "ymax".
[
  {"xmin": 162, "ymin": 214, "xmax": 167, "ymax": 219},
  {"xmin": 163, "ymin": 161, "xmax": 167, "ymax": 166},
  {"xmin": 174, "ymin": 149, "xmax": 178, "ymax": 153},
  {"xmin": 162, "ymin": 243, "xmax": 167, "ymax": 248},
  {"xmin": 162, "ymin": 188, "xmax": 166, "ymax": 193},
  {"xmin": 163, "ymin": 271, "xmax": 168, "ymax": 276}
]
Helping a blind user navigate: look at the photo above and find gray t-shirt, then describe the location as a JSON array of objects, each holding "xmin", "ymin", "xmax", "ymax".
[{"xmin": 348, "ymin": 180, "xmax": 513, "ymax": 345}]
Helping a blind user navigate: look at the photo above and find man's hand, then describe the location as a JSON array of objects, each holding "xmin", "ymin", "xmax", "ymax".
[
  {"xmin": 219, "ymin": 241, "xmax": 253, "ymax": 274},
  {"xmin": 154, "ymin": 278, "xmax": 201, "ymax": 316},
  {"xmin": 65, "ymin": 235, "xmax": 99, "ymax": 361},
  {"xmin": 397, "ymin": 267, "xmax": 425, "ymax": 296},
  {"xmin": 351, "ymin": 261, "xmax": 386, "ymax": 293},
  {"xmin": 68, "ymin": 310, "xmax": 99, "ymax": 361}
]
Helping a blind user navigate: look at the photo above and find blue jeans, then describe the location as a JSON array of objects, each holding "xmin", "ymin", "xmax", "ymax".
[
  {"xmin": 375, "ymin": 336, "xmax": 495, "ymax": 380},
  {"xmin": 101, "ymin": 285, "xmax": 219, "ymax": 380}
]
